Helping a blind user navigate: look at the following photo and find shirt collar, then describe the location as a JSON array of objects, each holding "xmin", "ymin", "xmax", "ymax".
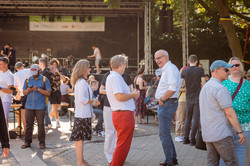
[
  {"xmin": 161, "ymin": 61, "xmax": 172, "ymax": 72},
  {"xmin": 31, "ymin": 74, "xmax": 42, "ymax": 80},
  {"xmin": 210, "ymin": 77, "xmax": 221, "ymax": 84}
]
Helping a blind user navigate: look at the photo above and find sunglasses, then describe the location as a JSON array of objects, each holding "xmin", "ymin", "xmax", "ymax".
[{"xmin": 232, "ymin": 64, "xmax": 240, "ymax": 67}]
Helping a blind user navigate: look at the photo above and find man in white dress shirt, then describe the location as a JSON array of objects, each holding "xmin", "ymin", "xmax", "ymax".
[
  {"xmin": 154, "ymin": 50, "xmax": 181, "ymax": 166},
  {"xmin": 106, "ymin": 54, "xmax": 139, "ymax": 166},
  {"xmin": 13, "ymin": 62, "xmax": 31, "ymax": 134}
]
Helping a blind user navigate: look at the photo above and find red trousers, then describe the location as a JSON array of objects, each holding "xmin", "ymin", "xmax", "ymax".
[{"xmin": 109, "ymin": 111, "xmax": 135, "ymax": 166}]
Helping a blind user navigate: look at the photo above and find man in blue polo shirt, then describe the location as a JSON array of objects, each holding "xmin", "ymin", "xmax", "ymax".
[{"xmin": 21, "ymin": 64, "xmax": 51, "ymax": 149}]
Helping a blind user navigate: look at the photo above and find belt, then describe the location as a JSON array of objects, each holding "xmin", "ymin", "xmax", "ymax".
[
  {"xmin": 114, "ymin": 110, "xmax": 130, "ymax": 112},
  {"xmin": 166, "ymin": 98, "xmax": 178, "ymax": 101}
]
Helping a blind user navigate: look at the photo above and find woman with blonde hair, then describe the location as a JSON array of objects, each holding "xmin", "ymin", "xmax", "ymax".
[
  {"xmin": 70, "ymin": 59, "xmax": 99, "ymax": 166},
  {"xmin": 220, "ymin": 57, "xmax": 250, "ymax": 166}
]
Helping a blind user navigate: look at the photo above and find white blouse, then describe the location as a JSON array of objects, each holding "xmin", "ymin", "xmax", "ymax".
[{"xmin": 74, "ymin": 78, "xmax": 93, "ymax": 118}]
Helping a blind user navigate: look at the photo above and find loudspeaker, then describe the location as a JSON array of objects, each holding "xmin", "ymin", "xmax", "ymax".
[{"xmin": 159, "ymin": 9, "xmax": 173, "ymax": 33}]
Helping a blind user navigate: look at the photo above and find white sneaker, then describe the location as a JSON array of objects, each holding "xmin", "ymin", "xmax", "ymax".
[
  {"xmin": 175, "ymin": 136, "xmax": 183, "ymax": 142},
  {"xmin": 56, "ymin": 121, "xmax": 61, "ymax": 128},
  {"xmin": 93, "ymin": 130, "xmax": 98, "ymax": 136},
  {"xmin": 98, "ymin": 131, "xmax": 105, "ymax": 137}
]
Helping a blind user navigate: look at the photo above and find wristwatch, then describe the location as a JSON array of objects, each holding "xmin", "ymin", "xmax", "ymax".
[
  {"xmin": 38, "ymin": 88, "xmax": 41, "ymax": 91},
  {"xmin": 159, "ymin": 97, "xmax": 164, "ymax": 102},
  {"xmin": 237, "ymin": 131, "xmax": 243, "ymax": 134}
]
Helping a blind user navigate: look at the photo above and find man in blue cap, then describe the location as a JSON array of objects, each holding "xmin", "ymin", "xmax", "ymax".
[
  {"xmin": 21, "ymin": 64, "xmax": 51, "ymax": 149},
  {"xmin": 199, "ymin": 60, "xmax": 246, "ymax": 165}
]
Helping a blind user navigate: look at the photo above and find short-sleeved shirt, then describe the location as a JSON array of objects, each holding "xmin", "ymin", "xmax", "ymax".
[
  {"xmin": 0, "ymin": 70, "xmax": 14, "ymax": 102},
  {"xmin": 106, "ymin": 71, "xmax": 135, "ymax": 111},
  {"xmin": 101, "ymin": 71, "xmax": 133, "ymax": 107},
  {"xmin": 40, "ymin": 68, "xmax": 50, "ymax": 80},
  {"xmin": 14, "ymin": 69, "xmax": 31, "ymax": 96},
  {"xmin": 23, "ymin": 75, "xmax": 51, "ymax": 110},
  {"xmin": 155, "ymin": 61, "xmax": 181, "ymax": 99},
  {"xmin": 48, "ymin": 69, "xmax": 61, "ymax": 92},
  {"xmin": 222, "ymin": 79, "xmax": 250, "ymax": 131},
  {"xmin": 181, "ymin": 66, "xmax": 205, "ymax": 99},
  {"xmin": 199, "ymin": 78, "xmax": 234, "ymax": 142},
  {"xmin": 1, "ymin": 47, "xmax": 8, "ymax": 56}
]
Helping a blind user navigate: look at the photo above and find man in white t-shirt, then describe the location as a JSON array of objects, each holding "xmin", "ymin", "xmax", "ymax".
[
  {"xmin": 88, "ymin": 46, "xmax": 102, "ymax": 74},
  {"xmin": 106, "ymin": 54, "xmax": 139, "ymax": 166},
  {"xmin": 0, "ymin": 57, "xmax": 14, "ymax": 119},
  {"xmin": 13, "ymin": 62, "xmax": 31, "ymax": 134}
]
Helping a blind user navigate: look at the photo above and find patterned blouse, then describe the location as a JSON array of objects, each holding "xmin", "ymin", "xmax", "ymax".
[
  {"xmin": 48, "ymin": 69, "xmax": 61, "ymax": 92},
  {"xmin": 222, "ymin": 79, "xmax": 250, "ymax": 131}
]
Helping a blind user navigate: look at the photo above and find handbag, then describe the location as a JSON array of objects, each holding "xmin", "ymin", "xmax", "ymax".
[
  {"xmin": 195, "ymin": 129, "xmax": 207, "ymax": 150},
  {"xmin": 144, "ymin": 88, "xmax": 156, "ymax": 104}
]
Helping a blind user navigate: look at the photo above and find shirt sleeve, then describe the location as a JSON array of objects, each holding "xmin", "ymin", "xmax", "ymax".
[
  {"xmin": 6, "ymin": 74, "xmax": 14, "ymax": 86},
  {"xmin": 181, "ymin": 69, "xmax": 185, "ymax": 79},
  {"xmin": 112, "ymin": 77, "xmax": 126, "ymax": 95},
  {"xmin": 216, "ymin": 86, "xmax": 233, "ymax": 109},
  {"xmin": 168, "ymin": 69, "xmax": 180, "ymax": 91},
  {"xmin": 23, "ymin": 78, "xmax": 28, "ymax": 90},
  {"xmin": 200, "ymin": 68, "xmax": 205, "ymax": 77},
  {"xmin": 77, "ymin": 81, "xmax": 90, "ymax": 104}
]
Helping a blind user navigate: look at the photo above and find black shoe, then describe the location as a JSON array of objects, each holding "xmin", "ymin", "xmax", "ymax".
[
  {"xmin": 173, "ymin": 159, "xmax": 178, "ymax": 165},
  {"xmin": 183, "ymin": 138, "xmax": 190, "ymax": 144},
  {"xmin": 190, "ymin": 139, "xmax": 196, "ymax": 146}
]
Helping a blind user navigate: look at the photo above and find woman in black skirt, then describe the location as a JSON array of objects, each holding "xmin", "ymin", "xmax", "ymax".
[{"xmin": 70, "ymin": 59, "xmax": 99, "ymax": 166}]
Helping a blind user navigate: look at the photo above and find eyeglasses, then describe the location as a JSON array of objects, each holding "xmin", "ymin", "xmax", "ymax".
[
  {"xmin": 154, "ymin": 55, "xmax": 165, "ymax": 61},
  {"xmin": 232, "ymin": 64, "xmax": 240, "ymax": 67}
]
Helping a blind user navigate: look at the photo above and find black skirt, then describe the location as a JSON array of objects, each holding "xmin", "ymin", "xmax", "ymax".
[{"xmin": 69, "ymin": 117, "xmax": 92, "ymax": 141}]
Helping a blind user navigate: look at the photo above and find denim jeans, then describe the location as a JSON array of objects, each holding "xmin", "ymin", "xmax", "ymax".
[
  {"xmin": 207, "ymin": 136, "xmax": 238, "ymax": 166},
  {"xmin": 219, "ymin": 131, "xmax": 250, "ymax": 166},
  {"xmin": 44, "ymin": 105, "xmax": 51, "ymax": 126},
  {"xmin": 184, "ymin": 98, "xmax": 200, "ymax": 141},
  {"xmin": 158, "ymin": 99, "xmax": 178, "ymax": 165},
  {"xmin": 93, "ymin": 108, "xmax": 103, "ymax": 132},
  {"xmin": 25, "ymin": 107, "xmax": 46, "ymax": 145}
]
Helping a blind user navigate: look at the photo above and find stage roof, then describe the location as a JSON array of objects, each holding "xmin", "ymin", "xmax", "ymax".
[{"xmin": 0, "ymin": 0, "xmax": 144, "ymax": 17}]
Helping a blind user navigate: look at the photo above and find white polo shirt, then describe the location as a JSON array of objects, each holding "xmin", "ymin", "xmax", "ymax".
[
  {"xmin": 106, "ymin": 71, "xmax": 135, "ymax": 111},
  {"xmin": 155, "ymin": 61, "xmax": 181, "ymax": 99},
  {"xmin": 74, "ymin": 78, "xmax": 93, "ymax": 118},
  {"xmin": 0, "ymin": 70, "xmax": 14, "ymax": 102},
  {"xmin": 14, "ymin": 68, "xmax": 31, "ymax": 96}
]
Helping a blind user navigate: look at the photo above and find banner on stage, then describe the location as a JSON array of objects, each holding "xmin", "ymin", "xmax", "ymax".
[{"xmin": 29, "ymin": 16, "xmax": 105, "ymax": 32}]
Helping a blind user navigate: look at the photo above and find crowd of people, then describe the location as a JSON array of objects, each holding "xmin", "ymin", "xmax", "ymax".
[{"xmin": 0, "ymin": 47, "xmax": 250, "ymax": 166}]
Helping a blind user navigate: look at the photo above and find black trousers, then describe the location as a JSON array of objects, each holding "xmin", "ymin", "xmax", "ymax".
[{"xmin": 25, "ymin": 107, "xmax": 45, "ymax": 145}]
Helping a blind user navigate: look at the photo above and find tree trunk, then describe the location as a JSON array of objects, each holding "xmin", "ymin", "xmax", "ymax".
[{"xmin": 214, "ymin": 0, "xmax": 242, "ymax": 58}]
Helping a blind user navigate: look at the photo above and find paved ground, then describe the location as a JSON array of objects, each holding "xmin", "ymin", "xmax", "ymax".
[{"xmin": 1, "ymin": 114, "xmax": 249, "ymax": 166}]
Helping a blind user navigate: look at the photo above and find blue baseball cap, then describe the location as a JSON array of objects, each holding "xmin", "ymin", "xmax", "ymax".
[{"xmin": 210, "ymin": 60, "xmax": 233, "ymax": 72}]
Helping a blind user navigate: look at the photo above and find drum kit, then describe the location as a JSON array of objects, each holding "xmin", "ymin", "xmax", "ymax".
[{"xmin": 28, "ymin": 48, "xmax": 52, "ymax": 67}]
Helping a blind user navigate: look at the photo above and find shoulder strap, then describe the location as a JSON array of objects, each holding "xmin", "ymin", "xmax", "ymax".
[
  {"xmin": 148, "ymin": 88, "xmax": 156, "ymax": 97},
  {"xmin": 232, "ymin": 78, "xmax": 243, "ymax": 101},
  {"xmin": 43, "ymin": 76, "xmax": 46, "ymax": 90},
  {"xmin": 26, "ymin": 77, "xmax": 30, "ymax": 86}
]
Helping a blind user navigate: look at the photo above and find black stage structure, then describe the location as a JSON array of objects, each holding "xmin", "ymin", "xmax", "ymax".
[{"xmin": 0, "ymin": 0, "xmax": 146, "ymax": 75}]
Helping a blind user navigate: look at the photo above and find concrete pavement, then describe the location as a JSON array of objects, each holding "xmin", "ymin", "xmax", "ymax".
[{"xmin": 1, "ymin": 115, "xmax": 249, "ymax": 166}]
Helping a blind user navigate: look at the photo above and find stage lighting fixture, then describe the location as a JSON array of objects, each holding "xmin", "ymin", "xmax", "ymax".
[
  {"xmin": 88, "ymin": 16, "xmax": 92, "ymax": 21},
  {"xmin": 49, "ymin": 16, "xmax": 54, "ymax": 22},
  {"xmin": 42, "ymin": 15, "xmax": 46, "ymax": 21},
  {"xmin": 57, "ymin": 16, "xmax": 61, "ymax": 21},
  {"xmin": 80, "ymin": 16, "xmax": 85, "ymax": 23},
  {"xmin": 73, "ymin": 16, "xmax": 76, "ymax": 21}
]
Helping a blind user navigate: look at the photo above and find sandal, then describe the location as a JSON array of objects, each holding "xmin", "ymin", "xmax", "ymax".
[
  {"xmin": 21, "ymin": 142, "xmax": 31, "ymax": 149},
  {"xmin": 40, "ymin": 144, "xmax": 46, "ymax": 149}
]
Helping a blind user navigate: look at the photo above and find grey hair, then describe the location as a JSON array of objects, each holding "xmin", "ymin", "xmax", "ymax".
[
  {"xmin": 110, "ymin": 54, "xmax": 128, "ymax": 69},
  {"xmin": 154, "ymin": 49, "xmax": 169, "ymax": 59}
]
